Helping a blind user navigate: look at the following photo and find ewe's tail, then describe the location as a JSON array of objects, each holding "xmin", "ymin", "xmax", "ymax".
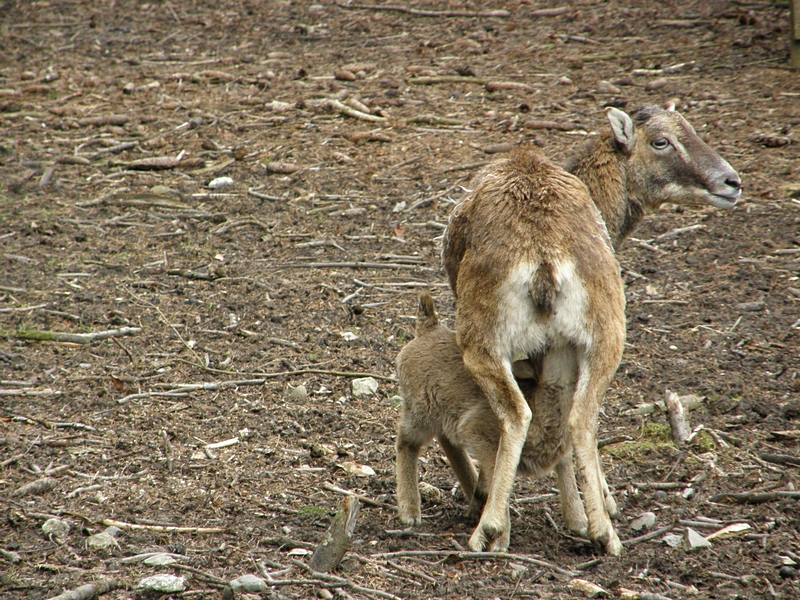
[{"xmin": 415, "ymin": 291, "xmax": 440, "ymax": 336}]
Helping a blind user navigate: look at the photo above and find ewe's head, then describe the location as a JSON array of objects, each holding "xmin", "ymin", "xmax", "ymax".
[{"xmin": 607, "ymin": 105, "xmax": 741, "ymax": 210}]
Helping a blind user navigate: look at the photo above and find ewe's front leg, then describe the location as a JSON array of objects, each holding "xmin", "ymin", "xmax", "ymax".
[{"xmin": 462, "ymin": 350, "xmax": 531, "ymax": 552}]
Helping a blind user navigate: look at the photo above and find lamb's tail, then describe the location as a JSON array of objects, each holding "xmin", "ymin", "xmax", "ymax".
[{"xmin": 415, "ymin": 291, "xmax": 440, "ymax": 336}]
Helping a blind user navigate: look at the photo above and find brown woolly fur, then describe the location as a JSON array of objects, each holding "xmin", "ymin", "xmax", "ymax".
[
  {"xmin": 437, "ymin": 105, "xmax": 740, "ymax": 556},
  {"xmin": 396, "ymin": 292, "xmax": 593, "ymax": 546}
]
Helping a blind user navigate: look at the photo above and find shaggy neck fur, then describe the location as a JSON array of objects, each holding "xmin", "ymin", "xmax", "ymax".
[{"xmin": 565, "ymin": 133, "xmax": 645, "ymax": 251}]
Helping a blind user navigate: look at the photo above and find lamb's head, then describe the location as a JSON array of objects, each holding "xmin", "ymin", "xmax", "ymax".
[{"xmin": 607, "ymin": 104, "xmax": 742, "ymax": 210}]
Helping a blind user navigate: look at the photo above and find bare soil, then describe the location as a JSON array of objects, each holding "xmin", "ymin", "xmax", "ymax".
[{"xmin": 2, "ymin": 1, "xmax": 800, "ymax": 599}]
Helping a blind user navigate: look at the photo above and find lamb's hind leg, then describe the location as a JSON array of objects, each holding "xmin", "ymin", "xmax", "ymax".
[
  {"xmin": 438, "ymin": 435, "xmax": 479, "ymax": 508},
  {"xmin": 462, "ymin": 350, "xmax": 531, "ymax": 553},
  {"xmin": 569, "ymin": 354, "xmax": 623, "ymax": 556},
  {"xmin": 555, "ymin": 451, "xmax": 588, "ymax": 536},
  {"xmin": 395, "ymin": 424, "xmax": 426, "ymax": 526}
]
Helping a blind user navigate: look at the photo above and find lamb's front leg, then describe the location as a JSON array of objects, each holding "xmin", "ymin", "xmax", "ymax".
[{"xmin": 462, "ymin": 350, "xmax": 531, "ymax": 552}]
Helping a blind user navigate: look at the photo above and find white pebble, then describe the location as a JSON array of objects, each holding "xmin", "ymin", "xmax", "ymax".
[{"xmin": 208, "ymin": 176, "xmax": 234, "ymax": 189}]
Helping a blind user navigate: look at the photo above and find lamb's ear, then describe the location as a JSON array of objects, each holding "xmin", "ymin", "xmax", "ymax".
[{"xmin": 606, "ymin": 107, "xmax": 636, "ymax": 155}]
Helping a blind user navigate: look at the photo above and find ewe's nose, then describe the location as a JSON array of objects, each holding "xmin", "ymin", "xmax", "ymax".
[{"xmin": 725, "ymin": 175, "xmax": 742, "ymax": 192}]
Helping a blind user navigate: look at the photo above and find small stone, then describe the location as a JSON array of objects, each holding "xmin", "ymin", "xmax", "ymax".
[
  {"xmin": 569, "ymin": 578, "xmax": 609, "ymax": 598},
  {"xmin": 230, "ymin": 574, "xmax": 268, "ymax": 593},
  {"xmin": 150, "ymin": 184, "xmax": 178, "ymax": 197},
  {"xmin": 683, "ymin": 527, "xmax": 712, "ymax": 552},
  {"xmin": 340, "ymin": 331, "xmax": 359, "ymax": 341},
  {"xmin": 339, "ymin": 461, "xmax": 375, "ymax": 477},
  {"xmin": 654, "ymin": 490, "xmax": 668, "ymax": 501},
  {"xmin": 351, "ymin": 377, "xmax": 379, "ymax": 398},
  {"xmin": 630, "ymin": 511, "xmax": 657, "ymax": 532},
  {"xmin": 86, "ymin": 527, "xmax": 121, "ymax": 550},
  {"xmin": 705, "ymin": 522, "xmax": 751, "ymax": 541},
  {"xmin": 42, "ymin": 518, "xmax": 70, "ymax": 539},
  {"xmin": 266, "ymin": 161, "xmax": 299, "ymax": 175},
  {"xmin": 419, "ymin": 482, "xmax": 443, "ymax": 503},
  {"xmin": 779, "ymin": 566, "xmax": 797, "ymax": 579},
  {"xmin": 208, "ymin": 176, "xmax": 234, "ymax": 189},
  {"xmin": 558, "ymin": 76, "xmax": 573, "ymax": 85},
  {"xmin": 137, "ymin": 574, "xmax": 187, "ymax": 593},
  {"xmin": 734, "ymin": 301, "xmax": 764, "ymax": 312},
  {"xmin": 392, "ymin": 201, "xmax": 406, "ymax": 213},
  {"xmin": 123, "ymin": 82, "xmax": 135, "ymax": 94},
  {"xmin": 597, "ymin": 80, "xmax": 621, "ymax": 94},
  {"xmin": 663, "ymin": 534, "xmax": 683, "ymax": 548},
  {"xmin": 289, "ymin": 384, "xmax": 308, "ymax": 402},
  {"xmin": 645, "ymin": 78, "xmax": 669, "ymax": 91}
]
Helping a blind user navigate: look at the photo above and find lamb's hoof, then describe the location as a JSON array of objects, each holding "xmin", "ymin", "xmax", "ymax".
[{"xmin": 605, "ymin": 494, "xmax": 619, "ymax": 519}]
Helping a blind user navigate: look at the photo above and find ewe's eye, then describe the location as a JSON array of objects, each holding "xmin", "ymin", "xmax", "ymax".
[{"xmin": 651, "ymin": 138, "xmax": 670, "ymax": 150}]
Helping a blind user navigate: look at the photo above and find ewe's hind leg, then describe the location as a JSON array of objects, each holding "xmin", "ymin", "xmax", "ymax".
[
  {"xmin": 461, "ymin": 350, "xmax": 531, "ymax": 552},
  {"xmin": 555, "ymin": 451, "xmax": 588, "ymax": 536},
  {"xmin": 570, "ymin": 355, "xmax": 622, "ymax": 556},
  {"xmin": 438, "ymin": 435, "xmax": 479, "ymax": 506},
  {"xmin": 395, "ymin": 426, "xmax": 425, "ymax": 526}
]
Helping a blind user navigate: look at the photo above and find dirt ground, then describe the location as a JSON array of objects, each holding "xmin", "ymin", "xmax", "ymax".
[{"xmin": 2, "ymin": 1, "xmax": 800, "ymax": 599}]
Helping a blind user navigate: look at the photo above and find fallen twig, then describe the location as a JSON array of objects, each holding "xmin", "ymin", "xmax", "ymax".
[
  {"xmin": 340, "ymin": 4, "xmax": 509, "ymax": 18},
  {"xmin": 409, "ymin": 76, "xmax": 488, "ymax": 86},
  {"xmin": 709, "ymin": 490, "xmax": 800, "ymax": 504},
  {"xmin": 13, "ymin": 327, "xmax": 140, "ymax": 345},
  {"xmin": 665, "ymin": 390, "xmax": 690, "ymax": 445},
  {"xmin": 322, "ymin": 482, "xmax": 395, "ymax": 510},
  {"xmin": 310, "ymin": 495, "xmax": 361, "ymax": 572},
  {"xmin": 46, "ymin": 578, "xmax": 121, "ymax": 600},
  {"xmin": 277, "ymin": 261, "xmax": 434, "ymax": 271},
  {"xmin": 290, "ymin": 559, "xmax": 402, "ymax": 600},
  {"xmin": 100, "ymin": 518, "xmax": 226, "ymax": 534},
  {"xmin": 621, "ymin": 526, "xmax": 671, "ymax": 547},
  {"xmin": 369, "ymin": 550, "xmax": 577, "ymax": 578}
]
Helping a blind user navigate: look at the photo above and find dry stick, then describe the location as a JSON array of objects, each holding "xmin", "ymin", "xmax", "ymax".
[
  {"xmin": 290, "ymin": 559, "xmax": 402, "ymax": 600},
  {"xmin": 340, "ymin": 3, "xmax": 510, "ymax": 18},
  {"xmin": 117, "ymin": 391, "xmax": 190, "ymax": 405},
  {"xmin": 309, "ymin": 495, "xmax": 361, "ymax": 572},
  {"xmin": 665, "ymin": 390, "xmax": 690, "ymax": 445},
  {"xmin": 621, "ymin": 526, "xmax": 671, "ymax": 547},
  {"xmin": 410, "ymin": 76, "xmax": 488, "ymax": 86},
  {"xmin": 46, "ymin": 578, "xmax": 121, "ymax": 600},
  {"xmin": 212, "ymin": 217, "xmax": 271, "ymax": 234},
  {"xmin": 127, "ymin": 288, "xmax": 201, "ymax": 361},
  {"xmin": 322, "ymin": 482, "xmax": 395, "ymax": 510},
  {"xmin": 13, "ymin": 327, "xmax": 140, "ymax": 344},
  {"xmin": 248, "ymin": 188, "xmax": 282, "ymax": 201},
  {"xmin": 170, "ymin": 563, "xmax": 228, "ymax": 586},
  {"xmin": 709, "ymin": 490, "xmax": 800, "ymax": 504},
  {"xmin": 759, "ymin": 454, "xmax": 800, "ymax": 468},
  {"xmin": 171, "ymin": 359, "xmax": 398, "ymax": 383},
  {"xmin": 326, "ymin": 98, "xmax": 387, "ymax": 123},
  {"xmin": 369, "ymin": 550, "xmax": 576, "ymax": 578},
  {"xmin": 100, "ymin": 518, "xmax": 225, "ymax": 534},
  {"xmin": 278, "ymin": 261, "xmax": 434, "ymax": 271}
]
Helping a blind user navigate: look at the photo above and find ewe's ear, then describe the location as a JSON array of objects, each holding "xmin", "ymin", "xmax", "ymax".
[{"xmin": 606, "ymin": 107, "xmax": 636, "ymax": 155}]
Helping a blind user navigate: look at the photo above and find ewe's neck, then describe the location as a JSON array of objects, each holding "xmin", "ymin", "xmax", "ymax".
[{"xmin": 565, "ymin": 134, "xmax": 645, "ymax": 251}]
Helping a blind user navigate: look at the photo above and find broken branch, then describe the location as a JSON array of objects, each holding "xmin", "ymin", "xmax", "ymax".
[{"xmin": 13, "ymin": 327, "xmax": 141, "ymax": 345}]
